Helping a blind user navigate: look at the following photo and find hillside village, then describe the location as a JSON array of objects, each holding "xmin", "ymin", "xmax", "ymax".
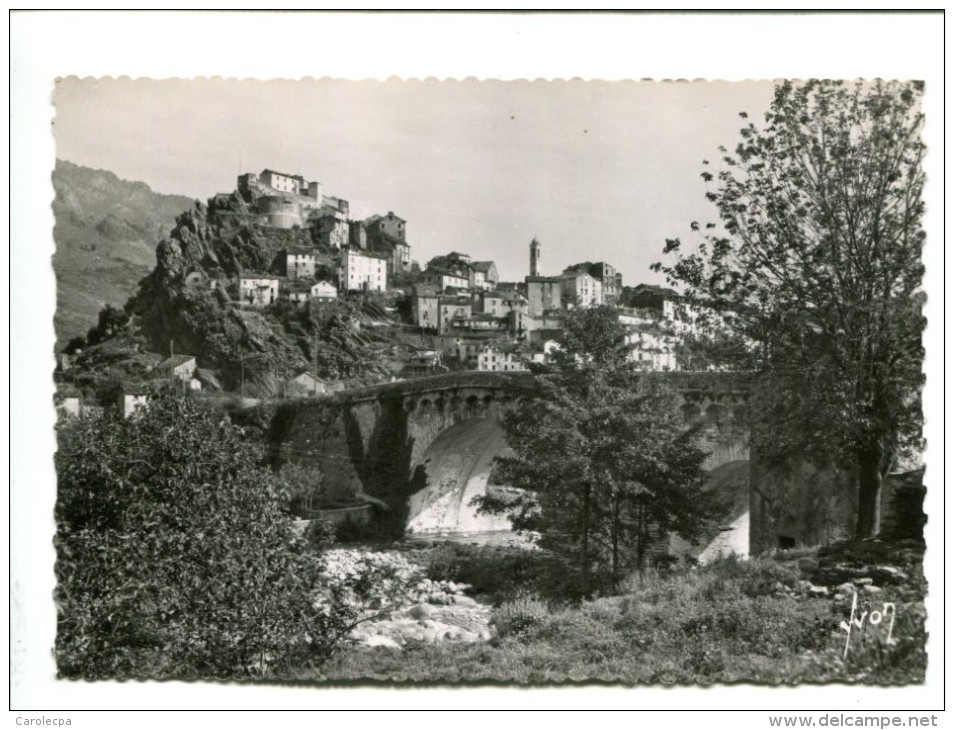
[{"xmin": 56, "ymin": 167, "xmax": 703, "ymax": 417}]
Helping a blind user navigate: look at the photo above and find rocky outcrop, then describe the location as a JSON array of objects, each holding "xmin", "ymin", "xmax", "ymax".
[
  {"xmin": 52, "ymin": 159, "xmax": 194, "ymax": 347},
  {"xmin": 352, "ymin": 577, "xmax": 492, "ymax": 649}
]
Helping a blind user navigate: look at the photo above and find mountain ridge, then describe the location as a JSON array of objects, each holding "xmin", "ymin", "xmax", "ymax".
[{"xmin": 52, "ymin": 158, "xmax": 195, "ymax": 347}]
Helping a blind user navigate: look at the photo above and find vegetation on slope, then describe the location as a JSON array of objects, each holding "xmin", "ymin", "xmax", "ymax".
[{"xmin": 52, "ymin": 159, "xmax": 195, "ymax": 348}]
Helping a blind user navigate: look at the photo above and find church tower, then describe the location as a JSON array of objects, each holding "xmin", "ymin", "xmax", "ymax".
[{"xmin": 530, "ymin": 237, "xmax": 541, "ymax": 277}]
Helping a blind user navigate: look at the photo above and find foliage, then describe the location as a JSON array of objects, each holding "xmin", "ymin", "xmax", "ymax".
[
  {"xmin": 490, "ymin": 593, "xmax": 551, "ymax": 640},
  {"xmin": 654, "ymin": 80, "xmax": 926, "ymax": 537},
  {"xmin": 420, "ymin": 543, "xmax": 560, "ymax": 604},
  {"xmin": 313, "ymin": 549, "xmax": 425, "ymax": 619},
  {"xmin": 276, "ymin": 462, "xmax": 325, "ymax": 517},
  {"xmin": 480, "ymin": 306, "xmax": 716, "ymax": 594},
  {"xmin": 309, "ymin": 547, "xmax": 925, "ymax": 685},
  {"xmin": 54, "ymin": 388, "xmax": 351, "ymax": 679},
  {"xmin": 303, "ymin": 518, "xmax": 338, "ymax": 551},
  {"xmin": 85, "ymin": 304, "xmax": 131, "ymax": 346}
]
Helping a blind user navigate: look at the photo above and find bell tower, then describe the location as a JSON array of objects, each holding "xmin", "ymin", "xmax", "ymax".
[{"xmin": 530, "ymin": 237, "xmax": 541, "ymax": 277}]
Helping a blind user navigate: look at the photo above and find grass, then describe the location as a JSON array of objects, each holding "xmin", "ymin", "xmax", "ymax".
[{"xmin": 302, "ymin": 543, "xmax": 927, "ymax": 685}]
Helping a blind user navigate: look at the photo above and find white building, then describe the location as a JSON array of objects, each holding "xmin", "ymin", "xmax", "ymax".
[
  {"xmin": 561, "ymin": 270, "xmax": 604, "ymax": 309},
  {"xmin": 259, "ymin": 169, "xmax": 320, "ymax": 199},
  {"xmin": 311, "ymin": 281, "xmax": 338, "ymax": 301},
  {"xmin": 471, "ymin": 261, "xmax": 499, "ymax": 291},
  {"xmin": 421, "ymin": 271, "xmax": 469, "ymax": 291},
  {"xmin": 155, "ymin": 355, "xmax": 198, "ymax": 382},
  {"xmin": 120, "ymin": 392, "xmax": 149, "ymax": 419},
  {"xmin": 617, "ymin": 308, "xmax": 678, "ymax": 371},
  {"xmin": 341, "ymin": 249, "xmax": 388, "ymax": 292},
  {"xmin": 285, "ymin": 371, "xmax": 327, "ymax": 397},
  {"xmin": 240, "ymin": 276, "xmax": 280, "ymax": 307},
  {"xmin": 477, "ymin": 343, "xmax": 530, "ymax": 372}
]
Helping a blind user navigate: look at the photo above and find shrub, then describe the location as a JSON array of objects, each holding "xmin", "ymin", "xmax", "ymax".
[
  {"xmin": 54, "ymin": 389, "xmax": 353, "ymax": 679},
  {"xmin": 313, "ymin": 549, "xmax": 425, "ymax": 621},
  {"xmin": 304, "ymin": 518, "xmax": 337, "ymax": 551},
  {"xmin": 699, "ymin": 555, "xmax": 801, "ymax": 598},
  {"xmin": 491, "ymin": 593, "xmax": 550, "ymax": 640}
]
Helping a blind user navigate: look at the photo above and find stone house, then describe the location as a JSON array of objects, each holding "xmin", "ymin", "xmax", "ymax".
[
  {"xmin": 560, "ymin": 269, "xmax": 604, "ymax": 309},
  {"xmin": 155, "ymin": 354, "xmax": 198, "ymax": 382},
  {"xmin": 438, "ymin": 294, "xmax": 473, "ymax": 333},
  {"xmin": 285, "ymin": 371, "xmax": 327, "ymax": 397},
  {"xmin": 477, "ymin": 342, "xmax": 530, "ymax": 372},
  {"xmin": 421, "ymin": 271, "xmax": 469, "ymax": 291},
  {"xmin": 436, "ymin": 331, "xmax": 499, "ymax": 368},
  {"xmin": 239, "ymin": 276, "xmax": 280, "ymax": 307},
  {"xmin": 412, "ymin": 285, "xmax": 440, "ymax": 331},
  {"xmin": 340, "ymin": 248, "xmax": 388, "ymax": 292},
  {"xmin": 525, "ymin": 276, "xmax": 564, "ymax": 317},
  {"xmin": 279, "ymin": 247, "xmax": 318, "ymax": 279},
  {"xmin": 313, "ymin": 200, "xmax": 350, "ymax": 249},
  {"xmin": 470, "ymin": 260, "xmax": 499, "ymax": 290},
  {"xmin": 119, "ymin": 389, "xmax": 150, "ymax": 419},
  {"xmin": 311, "ymin": 281, "xmax": 338, "ymax": 302},
  {"xmin": 365, "ymin": 211, "xmax": 407, "ymax": 241},
  {"xmin": 258, "ymin": 169, "xmax": 321, "ymax": 200}
]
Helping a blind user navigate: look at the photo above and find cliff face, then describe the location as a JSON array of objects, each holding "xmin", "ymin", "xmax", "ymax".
[
  {"xmin": 52, "ymin": 159, "xmax": 195, "ymax": 347},
  {"xmin": 62, "ymin": 173, "xmax": 408, "ymax": 399}
]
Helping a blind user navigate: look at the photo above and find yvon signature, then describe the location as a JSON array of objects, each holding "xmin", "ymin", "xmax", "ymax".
[{"xmin": 840, "ymin": 591, "xmax": 897, "ymax": 658}]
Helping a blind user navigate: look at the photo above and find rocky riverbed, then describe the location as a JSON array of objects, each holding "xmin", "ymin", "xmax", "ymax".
[
  {"xmin": 318, "ymin": 547, "xmax": 496, "ymax": 651},
  {"xmin": 352, "ymin": 577, "xmax": 493, "ymax": 649}
]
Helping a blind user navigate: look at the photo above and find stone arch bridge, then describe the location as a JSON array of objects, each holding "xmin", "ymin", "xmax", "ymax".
[{"xmin": 266, "ymin": 370, "xmax": 755, "ymax": 544}]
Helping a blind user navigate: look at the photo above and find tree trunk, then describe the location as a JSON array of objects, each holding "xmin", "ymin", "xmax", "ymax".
[
  {"xmin": 611, "ymin": 495, "xmax": 620, "ymax": 588},
  {"xmin": 636, "ymin": 500, "xmax": 647, "ymax": 585},
  {"xmin": 856, "ymin": 446, "xmax": 884, "ymax": 538},
  {"xmin": 580, "ymin": 483, "xmax": 591, "ymax": 594}
]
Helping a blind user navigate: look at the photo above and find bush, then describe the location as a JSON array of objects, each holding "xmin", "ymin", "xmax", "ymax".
[
  {"xmin": 304, "ymin": 518, "xmax": 337, "ymax": 551},
  {"xmin": 491, "ymin": 593, "xmax": 550, "ymax": 640},
  {"xmin": 54, "ymin": 389, "xmax": 353, "ymax": 679}
]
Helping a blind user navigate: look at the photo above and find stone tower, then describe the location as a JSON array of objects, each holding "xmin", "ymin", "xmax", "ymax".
[{"xmin": 530, "ymin": 237, "xmax": 541, "ymax": 277}]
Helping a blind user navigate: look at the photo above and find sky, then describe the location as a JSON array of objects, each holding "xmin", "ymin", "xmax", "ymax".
[{"xmin": 53, "ymin": 77, "xmax": 774, "ymax": 286}]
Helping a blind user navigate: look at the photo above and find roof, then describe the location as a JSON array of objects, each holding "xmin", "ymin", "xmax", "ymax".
[
  {"xmin": 261, "ymin": 168, "xmax": 306, "ymax": 182},
  {"xmin": 286, "ymin": 280, "xmax": 316, "ymax": 293},
  {"xmin": 366, "ymin": 211, "xmax": 406, "ymax": 223},
  {"xmin": 283, "ymin": 246, "xmax": 316, "ymax": 256},
  {"xmin": 345, "ymin": 248, "xmax": 390, "ymax": 261},
  {"xmin": 156, "ymin": 354, "xmax": 196, "ymax": 369},
  {"xmin": 628, "ymin": 283, "xmax": 679, "ymax": 299},
  {"xmin": 241, "ymin": 274, "xmax": 281, "ymax": 281},
  {"xmin": 413, "ymin": 284, "xmax": 440, "ymax": 298},
  {"xmin": 438, "ymin": 294, "xmax": 472, "ymax": 305},
  {"xmin": 438, "ymin": 330, "xmax": 499, "ymax": 342},
  {"xmin": 472, "ymin": 260, "xmax": 497, "ymax": 273},
  {"xmin": 424, "ymin": 270, "xmax": 468, "ymax": 281},
  {"xmin": 525, "ymin": 276, "xmax": 562, "ymax": 284},
  {"xmin": 530, "ymin": 328, "xmax": 564, "ymax": 343},
  {"xmin": 480, "ymin": 340, "xmax": 521, "ymax": 354},
  {"xmin": 290, "ymin": 370, "xmax": 326, "ymax": 383},
  {"xmin": 561, "ymin": 269, "xmax": 597, "ymax": 281}
]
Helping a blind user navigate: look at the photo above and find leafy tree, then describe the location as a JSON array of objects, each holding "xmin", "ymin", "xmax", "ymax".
[
  {"xmin": 653, "ymin": 80, "xmax": 925, "ymax": 538},
  {"xmin": 276, "ymin": 462, "xmax": 325, "ymax": 517},
  {"xmin": 54, "ymin": 388, "xmax": 349, "ymax": 679},
  {"xmin": 85, "ymin": 304, "xmax": 130, "ymax": 346},
  {"xmin": 482, "ymin": 306, "xmax": 715, "ymax": 593}
]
